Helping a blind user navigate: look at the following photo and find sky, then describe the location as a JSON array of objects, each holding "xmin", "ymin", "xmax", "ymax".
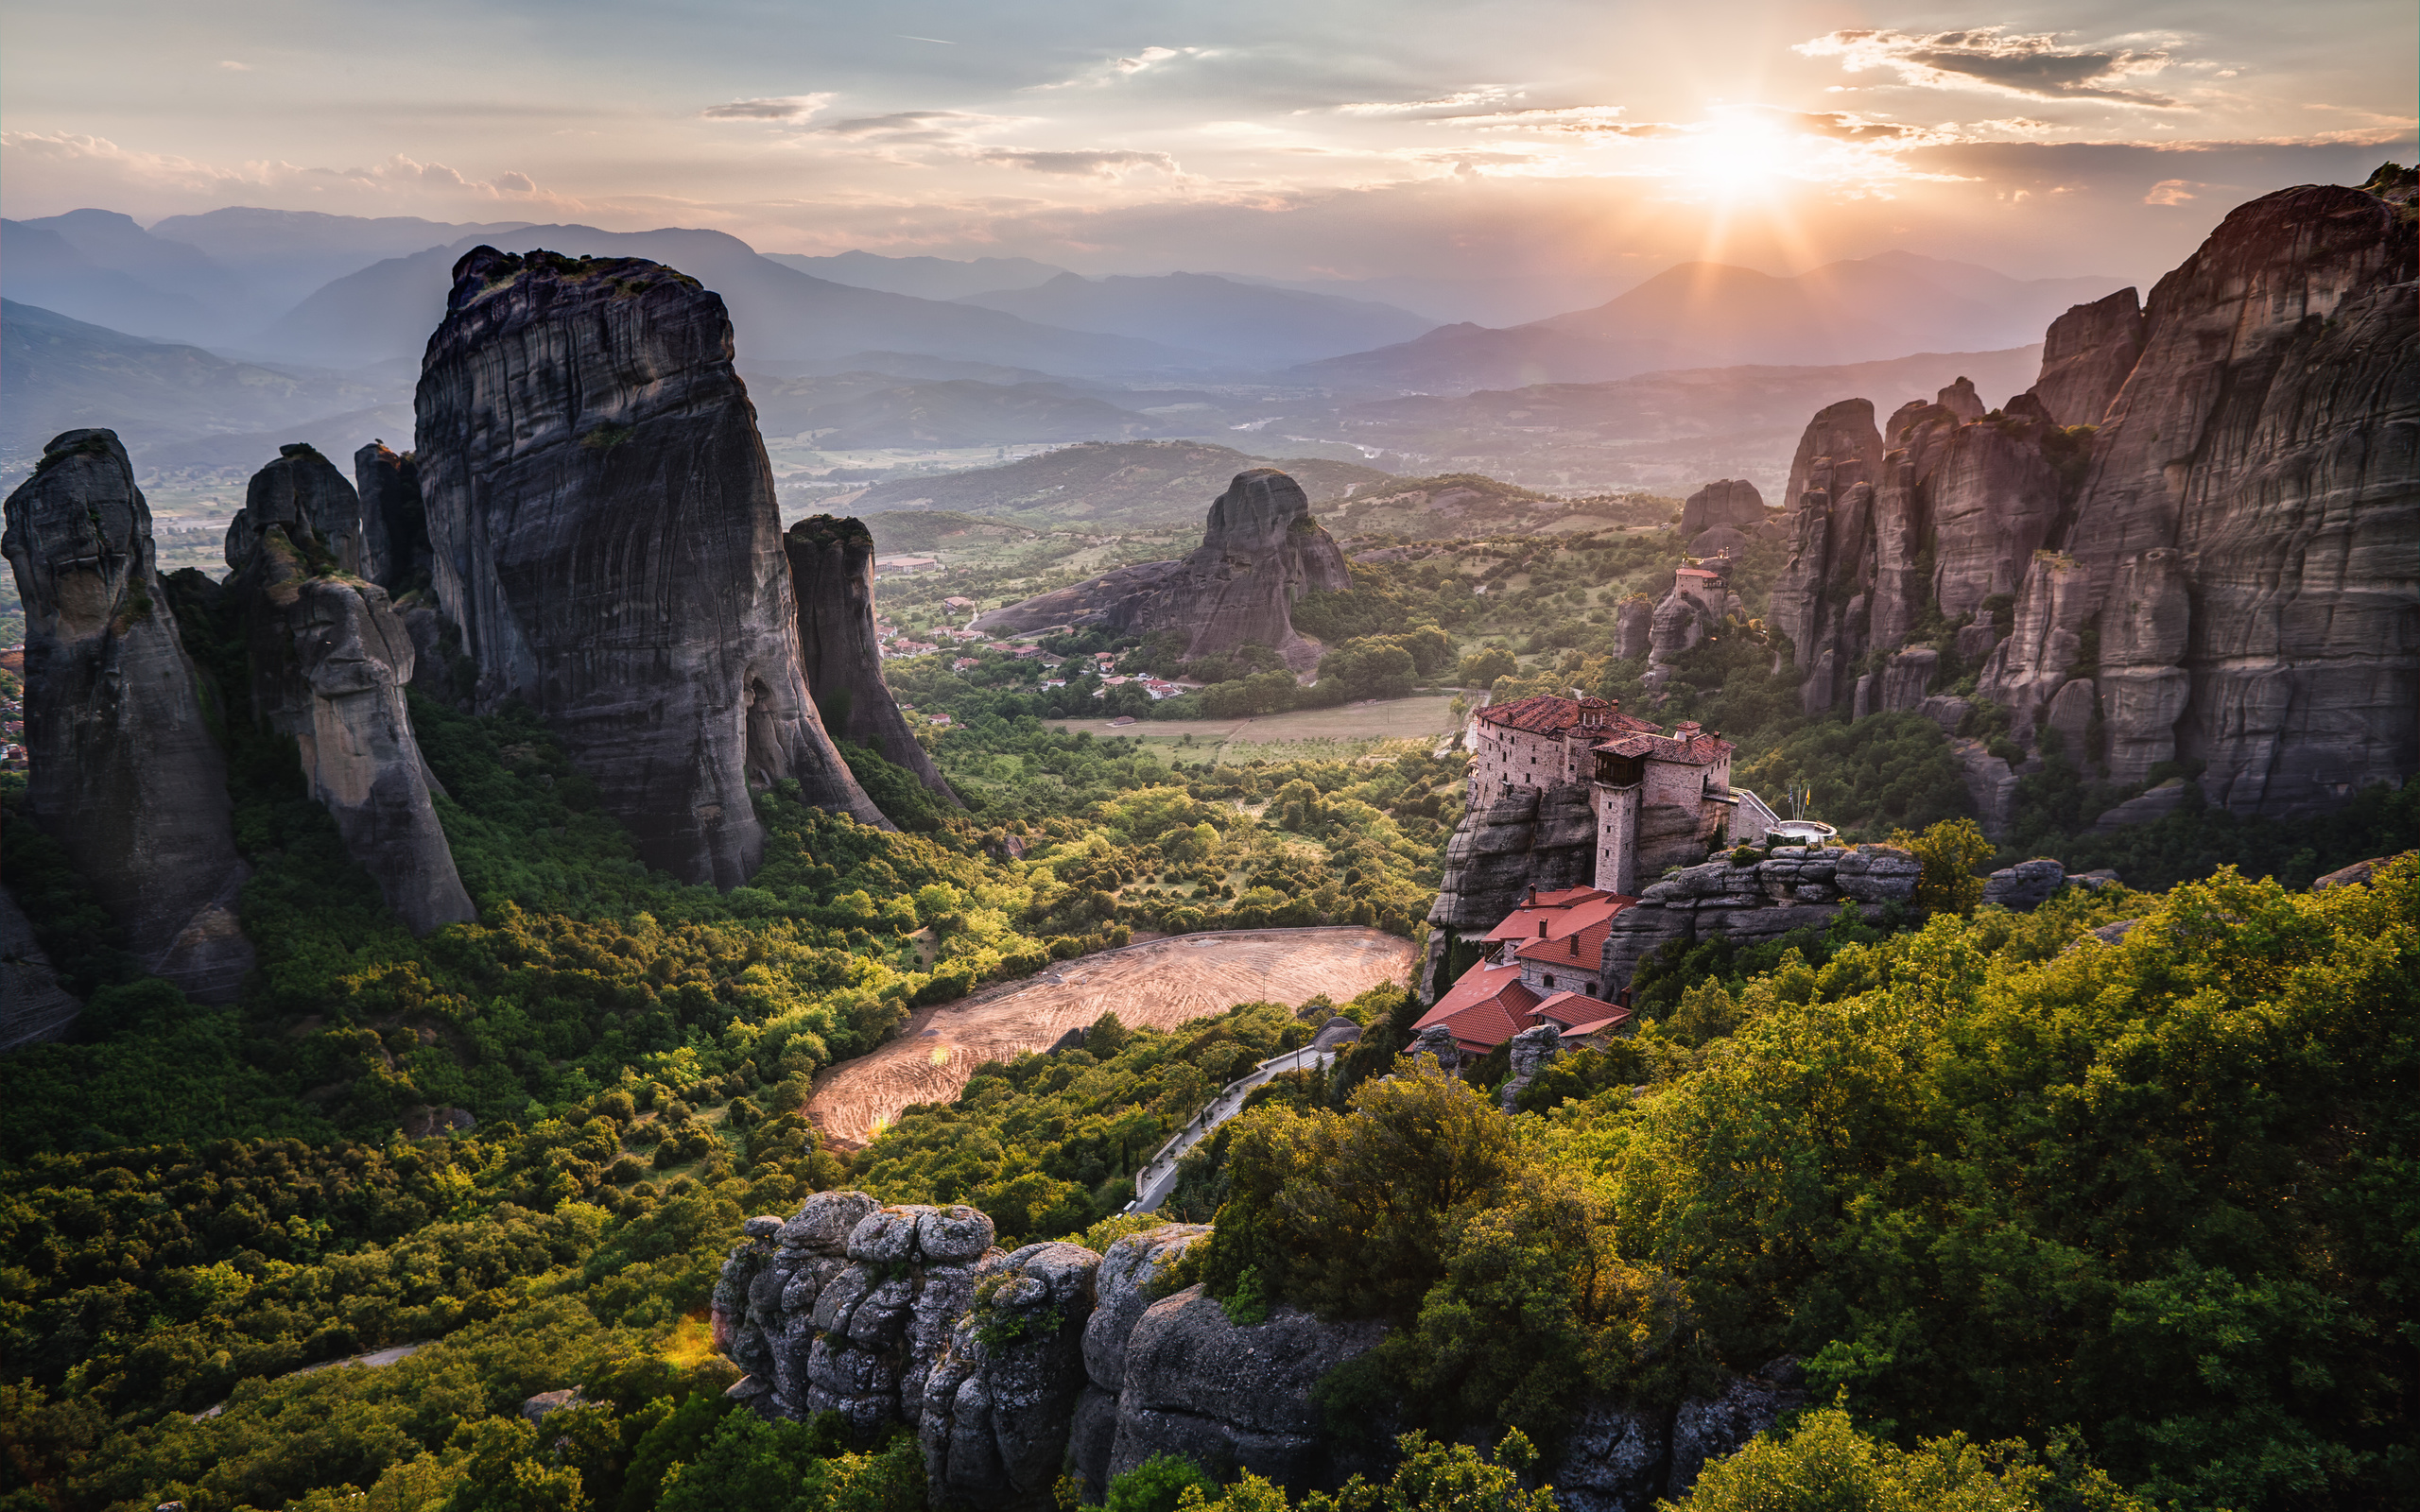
[{"xmin": 3, "ymin": 0, "xmax": 2411, "ymax": 289}]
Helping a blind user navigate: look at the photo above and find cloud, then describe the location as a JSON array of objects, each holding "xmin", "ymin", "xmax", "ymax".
[
  {"xmin": 0, "ymin": 131, "xmax": 572, "ymax": 215},
  {"xmin": 973, "ymin": 147, "xmax": 1177, "ymax": 178},
  {"xmin": 217, "ymin": 60, "xmax": 251, "ymax": 72},
  {"xmin": 1795, "ymin": 28, "xmax": 2183, "ymax": 107},
  {"xmin": 1439, "ymin": 105, "xmax": 1673, "ymax": 137},
  {"xmin": 1032, "ymin": 44, "xmax": 1208, "ymax": 90},
  {"xmin": 2143, "ymin": 179, "xmax": 2198, "ymax": 204},
  {"xmin": 811, "ymin": 110, "xmax": 1009, "ymax": 145},
  {"xmin": 1334, "ymin": 87, "xmax": 1520, "ymax": 116},
  {"xmin": 701, "ymin": 94, "xmax": 834, "ymax": 122}
]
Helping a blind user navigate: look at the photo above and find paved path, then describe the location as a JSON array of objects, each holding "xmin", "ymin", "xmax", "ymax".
[{"xmin": 1128, "ymin": 1043, "xmax": 1335, "ymax": 1212}]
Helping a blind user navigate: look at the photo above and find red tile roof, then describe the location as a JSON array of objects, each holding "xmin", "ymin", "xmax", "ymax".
[
  {"xmin": 1528, "ymin": 990, "xmax": 1630, "ymax": 1033},
  {"xmin": 1592, "ymin": 731, "xmax": 1733, "ymax": 766},
  {"xmin": 1476, "ymin": 695, "xmax": 1657, "ymax": 738},
  {"xmin": 1512, "ymin": 905, "xmax": 1625, "ymax": 967},
  {"xmin": 1414, "ymin": 962, "xmax": 1543, "ymax": 1054},
  {"xmin": 1482, "ymin": 885, "xmax": 1621, "ymax": 943}
]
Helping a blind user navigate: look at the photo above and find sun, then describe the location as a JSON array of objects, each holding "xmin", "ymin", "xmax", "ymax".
[{"xmin": 1676, "ymin": 112, "xmax": 1800, "ymax": 200}]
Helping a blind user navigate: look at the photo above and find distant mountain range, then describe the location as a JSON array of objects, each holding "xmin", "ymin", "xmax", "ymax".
[
  {"xmin": 950, "ymin": 271, "xmax": 1433, "ymax": 365},
  {"xmin": 1295, "ymin": 251, "xmax": 2121, "ymax": 394},
  {"xmin": 0, "ymin": 300, "xmax": 397, "ymax": 471},
  {"xmin": 764, "ymin": 250, "xmax": 1069, "ymax": 301}
]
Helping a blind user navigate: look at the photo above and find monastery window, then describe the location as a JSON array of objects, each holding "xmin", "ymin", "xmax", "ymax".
[{"xmin": 1543, "ymin": 974, "xmax": 1556, "ymax": 989}]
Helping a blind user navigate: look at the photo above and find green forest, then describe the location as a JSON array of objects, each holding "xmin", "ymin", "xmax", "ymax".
[{"xmin": 4, "ymin": 500, "xmax": 2416, "ymax": 1512}]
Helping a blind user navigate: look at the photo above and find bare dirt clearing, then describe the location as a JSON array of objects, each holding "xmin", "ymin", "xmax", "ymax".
[{"xmin": 805, "ymin": 927, "xmax": 1417, "ymax": 1145}]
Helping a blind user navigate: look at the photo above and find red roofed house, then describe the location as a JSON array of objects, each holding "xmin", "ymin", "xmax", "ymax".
[{"xmin": 1415, "ymin": 884, "xmax": 1637, "ymax": 1054}]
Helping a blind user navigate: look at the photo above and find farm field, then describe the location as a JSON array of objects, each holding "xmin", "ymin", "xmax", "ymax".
[
  {"xmin": 804, "ymin": 926, "xmax": 1418, "ymax": 1144},
  {"xmin": 1048, "ymin": 694, "xmax": 1462, "ymax": 763}
]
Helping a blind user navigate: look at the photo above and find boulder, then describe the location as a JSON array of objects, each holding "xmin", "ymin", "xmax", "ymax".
[
  {"xmin": 2312, "ymin": 854, "xmax": 2407, "ymax": 890},
  {"xmin": 1547, "ymin": 1400, "xmax": 1670, "ymax": 1512},
  {"xmin": 1668, "ymin": 1360, "xmax": 1809, "ymax": 1498},
  {"xmin": 1954, "ymin": 742, "xmax": 2021, "ymax": 840},
  {"xmin": 922, "ymin": 1242, "xmax": 1102, "ymax": 1510},
  {"xmin": 2092, "ymin": 779, "xmax": 2190, "ymax": 831},
  {"xmin": 1106, "ymin": 1285, "xmax": 1389, "ymax": 1492},
  {"xmin": 1832, "ymin": 845, "xmax": 1919, "ymax": 903},
  {"xmin": 415, "ymin": 247, "xmax": 885, "ymax": 886},
  {"xmin": 1500, "ymin": 1023, "xmax": 1562, "ymax": 1111},
  {"xmin": 1980, "ymin": 858, "xmax": 2066, "ymax": 911},
  {"xmin": 786, "ymin": 515, "xmax": 958, "ymax": 804},
  {"xmin": 2071, "ymin": 868, "xmax": 2123, "ymax": 890},
  {"xmin": 2, "ymin": 430, "xmax": 253, "ymax": 1003},
  {"xmin": 1954, "ymin": 620, "xmax": 1998, "ymax": 664}
]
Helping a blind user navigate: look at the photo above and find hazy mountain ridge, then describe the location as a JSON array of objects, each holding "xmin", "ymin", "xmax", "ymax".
[
  {"xmin": 0, "ymin": 300, "xmax": 394, "ymax": 471},
  {"xmin": 950, "ymin": 270, "xmax": 1436, "ymax": 363},
  {"xmin": 1296, "ymin": 251, "xmax": 2122, "ymax": 394}
]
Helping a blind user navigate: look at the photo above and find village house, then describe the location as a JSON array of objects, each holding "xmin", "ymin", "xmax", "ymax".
[{"xmin": 1413, "ymin": 886, "xmax": 1636, "ymax": 1055}]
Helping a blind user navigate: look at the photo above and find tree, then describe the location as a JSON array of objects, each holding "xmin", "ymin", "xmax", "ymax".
[
  {"xmin": 1671, "ymin": 1408, "xmax": 2149, "ymax": 1512},
  {"xmin": 1457, "ymin": 646, "xmax": 1519, "ymax": 689},
  {"xmin": 1889, "ymin": 817, "xmax": 1996, "ymax": 916}
]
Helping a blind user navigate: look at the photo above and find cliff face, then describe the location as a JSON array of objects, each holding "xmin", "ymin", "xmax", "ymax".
[
  {"xmin": 973, "ymin": 469, "xmax": 1350, "ymax": 671},
  {"xmin": 225, "ymin": 460, "xmax": 475, "ymax": 936},
  {"xmin": 354, "ymin": 442, "xmax": 434, "ymax": 593},
  {"xmin": 2, "ymin": 430, "xmax": 253, "ymax": 1002},
  {"xmin": 2027, "ymin": 287, "xmax": 2145, "ymax": 427},
  {"xmin": 414, "ymin": 247, "xmax": 884, "ymax": 885},
  {"xmin": 1984, "ymin": 179, "xmax": 2419, "ymax": 812},
  {"xmin": 785, "ymin": 516, "xmax": 957, "ymax": 803}
]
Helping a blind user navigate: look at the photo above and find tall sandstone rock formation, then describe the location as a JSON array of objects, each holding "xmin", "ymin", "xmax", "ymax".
[
  {"xmin": 223, "ymin": 454, "xmax": 475, "ymax": 936},
  {"xmin": 1769, "ymin": 171, "xmax": 2416, "ymax": 820},
  {"xmin": 354, "ymin": 442, "xmax": 435, "ymax": 593},
  {"xmin": 2, "ymin": 430, "xmax": 254, "ymax": 1002},
  {"xmin": 1985, "ymin": 178, "xmax": 2418, "ymax": 811},
  {"xmin": 784, "ymin": 516, "xmax": 957, "ymax": 803},
  {"xmin": 973, "ymin": 469, "xmax": 1350, "ymax": 670},
  {"xmin": 415, "ymin": 248, "xmax": 885, "ymax": 885}
]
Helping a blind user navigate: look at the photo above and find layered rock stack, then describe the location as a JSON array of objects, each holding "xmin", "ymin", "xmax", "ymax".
[
  {"xmin": 718, "ymin": 1201, "xmax": 1803, "ymax": 1507},
  {"xmin": 3, "ymin": 430, "xmax": 254, "ymax": 1003},
  {"xmin": 972, "ymin": 468, "xmax": 1352, "ymax": 672},
  {"xmin": 1766, "ymin": 169, "xmax": 2418, "ymax": 825},
  {"xmin": 413, "ymin": 247, "xmax": 883, "ymax": 885},
  {"xmin": 224, "ymin": 455, "xmax": 475, "ymax": 936},
  {"xmin": 1599, "ymin": 844, "xmax": 1920, "ymax": 988},
  {"xmin": 785, "ymin": 516, "xmax": 957, "ymax": 803},
  {"xmin": 922, "ymin": 1242, "xmax": 1104, "ymax": 1507},
  {"xmin": 714, "ymin": 1192, "xmax": 997, "ymax": 1440},
  {"xmin": 1983, "ymin": 177, "xmax": 2419, "ymax": 813}
]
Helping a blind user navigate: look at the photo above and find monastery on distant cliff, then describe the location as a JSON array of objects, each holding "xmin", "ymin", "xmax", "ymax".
[{"xmin": 1464, "ymin": 695, "xmax": 1775, "ymax": 894}]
